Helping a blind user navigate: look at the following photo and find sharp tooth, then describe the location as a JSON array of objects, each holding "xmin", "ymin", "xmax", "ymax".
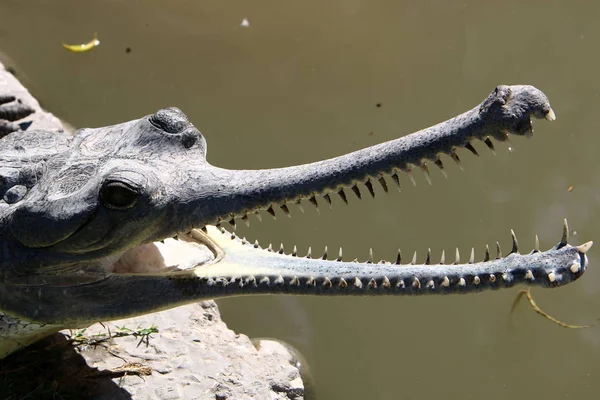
[
  {"xmin": 267, "ymin": 243, "xmax": 273, "ymax": 252},
  {"xmin": 484, "ymin": 245, "xmax": 490, "ymax": 262},
  {"xmin": 292, "ymin": 245, "xmax": 298, "ymax": 257},
  {"xmin": 406, "ymin": 169, "xmax": 416, "ymax": 186},
  {"xmin": 307, "ymin": 277, "xmax": 316, "ymax": 286},
  {"xmin": 570, "ymin": 262, "xmax": 581, "ymax": 274},
  {"xmin": 473, "ymin": 276, "xmax": 481, "ymax": 285},
  {"xmin": 260, "ymin": 277, "xmax": 270, "ymax": 285},
  {"xmin": 510, "ymin": 230, "xmax": 519, "ymax": 254},
  {"xmin": 255, "ymin": 211, "xmax": 262, "ymax": 222},
  {"xmin": 309, "ymin": 196, "xmax": 319, "ymax": 213},
  {"xmin": 323, "ymin": 277, "xmax": 332, "ymax": 287},
  {"xmin": 397, "ymin": 279, "xmax": 405, "ymax": 288},
  {"xmin": 337, "ymin": 247, "xmax": 343, "ymax": 261},
  {"xmin": 378, "ymin": 176, "xmax": 389, "ymax": 192},
  {"xmin": 425, "ymin": 248, "xmax": 431, "ymax": 265},
  {"xmin": 534, "ymin": 235, "xmax": 540, "ymax": 252},
  {"xmin": 339, "ymin": 278, "xmax": 348, "ymax": 288},
  {"xmin": 391, "ymin": 173, "xmax": 402, "ymax": 191},
  {"xmin": 426, "ymin": 280, "xmax": 435, "ymax": 289},
  {"xmin": 496, "ymin": 242, "xmax": 502, "ymax": 259},
  {"xmin": 275, "ymin": 275, "xmax": 284, "ymax": 285},
  {"xmin": 441, "ymin": 276, "xmax": 450, "ymax": 287},
  {"xmin": 365, "ymin": 180, "xmax": 376, "ymax": 197},
  {"xmin": 266, "ymin": 206, "xmax": 276, "ymax": 219},
  {"xmin": 296, "ymin": 199, "xmax": 305, "ymax": 213},
  {"xmin": 439, "ymin": 250, "xmax": 445, "ymax": 265},
  {"xmin": 560, "ymin": 219, "xmax": 569, "ymax": 247},
  {"xmin": 504, "ymin": 131, "xmax": 514, "ymax": 152},
  {"xmin": 411, "ymin": 251, "xmax": 417, "ymax": 265},
  {"xmin": 322, "ymin": 246, "xmax": 328, "ymax": 260},
  {"xmin": 421, "ymin": 164, "xmax": 432, "ymax": 185},
  {"xmin": 254, "ymin": 240, "xmax": 260, "ymax": 249},
  {"xmin": 465, "ymin": 142, "xmax": 479, "ymax": 156},
  {"xmin": 412, "ymin": 277, "xmax": 421, "ymax": 289},
  {"xmin": 382, "ymin": 276, "xmax": 391, "ymax": 288},
  {"xmin": 484, "ymin": 137, "xmax": 496, "ymax": 155},
  {"xmin": 368, "ymin": 278, "xmax": 377, "ymax": 289},
  {"xmin": 434, "ymin": 159, "xmax": 447, "ymax": 178},
  {"xmin": 280, "ymin": 204, "xmax": 291, "ymax": 218},
  {"xmin": 338, "ymin": 189, "xmax": 349, "ymax": 204},
  {"xmin": 306, "ymin": 247, "xmax": 312, "ymax": 258},
  {"xmin": 353, "ymin": 277, "xmax": 362, "ymax": 288},
  {"xmin": 577, "ymin": 241, "xmax": 593, "ymax": 254},
  {"xmin": 351, "ymin": 185, "xmax": 362, "ymax": 199},
  {"xmin": 395, "ymin": 249, "xmax": 402, "ymax": 265},
  {"xmin": 458, "ymin": 277, "xmax": 466, "ymax": 287},
  {"xmin": 489, "ymin": 274, "xmax": 496, "ymax": 283},
  {"xmin": 290, "ymin": 276, "xmax": 299, "ymax": 286},
  {"xmin": 525, "ymin": 270, "xmax": 534, "ymax": 280},
  {"xmin": 469, "ymin": 248, "xmax": 474, "ymax": 264},
  {"xmin": 450, "ymin": 152, "xmax": 463, "ymax": 170},
  {"xmin": 547, "ymin": 272, "xmax": 556, "ymax": 283},
  {"xmin": 454, "ymin": 248, "xmax": 460, "ymax": 264},
  {"xmin": 242, "ymin": 215, "xmax": 250, "ymax": 227},
  {"xmin": 323, "ymin": 194, "xmax": 333, "ymax": 209},
  {"xmin": 278, "ymin": 243, "xmax": 285, "ymax": 254},
  {"xmin": 545, "ymin": 108, "xmax": 557, "ymax": 121},
  {"xmin": 367, "ymin": 248, "xmax": 374, "ymax": 263}
]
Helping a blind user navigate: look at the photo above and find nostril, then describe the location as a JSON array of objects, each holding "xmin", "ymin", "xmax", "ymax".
[{"xmin": 149, "ymin": 108, "xmax": 188, "ymax": 134}]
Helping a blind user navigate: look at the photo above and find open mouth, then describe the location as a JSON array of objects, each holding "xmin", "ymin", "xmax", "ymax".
[
  {"xmin": 97, "ymin": 85, "xmax": 591, "ymax": 296},
  {"xmin": 104, "ymin": 84, "xmax": 592, "ymax": 295},
  {"xmin": 112, "ymin": 230, "xmax": 222, "ymax": 274}
]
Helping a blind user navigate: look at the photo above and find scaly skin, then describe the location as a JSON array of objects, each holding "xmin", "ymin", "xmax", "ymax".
[{"xmin": 0, "ymin": 85, "xmax": 592, "ymax": 359}]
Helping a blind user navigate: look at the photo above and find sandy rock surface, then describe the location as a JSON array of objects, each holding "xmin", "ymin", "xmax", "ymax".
[{"xmin": 79, "ymin": 301, "xmax": 304, "ymax": 400}]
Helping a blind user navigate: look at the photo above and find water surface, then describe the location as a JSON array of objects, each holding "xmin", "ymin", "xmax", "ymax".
[{"xmin": 1, "ymin": 1, "xmax": 599, "ymax": 399}]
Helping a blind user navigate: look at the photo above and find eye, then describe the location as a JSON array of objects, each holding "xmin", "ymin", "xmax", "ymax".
[{"xmin": 100, "ymin": 181, "xmax": 139, "ymax": 210}]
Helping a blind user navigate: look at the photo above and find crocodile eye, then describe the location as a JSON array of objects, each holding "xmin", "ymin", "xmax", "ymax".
[{"xmin": 100, "ymin": 181, "xmax": 138, "ymax": 210}]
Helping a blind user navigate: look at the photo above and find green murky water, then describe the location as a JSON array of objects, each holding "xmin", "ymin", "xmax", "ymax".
[{"xmin": 2, "ymin": 1, "xmax": 599, "ymax": 398}]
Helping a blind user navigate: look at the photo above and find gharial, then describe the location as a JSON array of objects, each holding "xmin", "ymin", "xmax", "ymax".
[{"xmin": 0, "ymin": 85, "xmax": 593, "ymax": 359}]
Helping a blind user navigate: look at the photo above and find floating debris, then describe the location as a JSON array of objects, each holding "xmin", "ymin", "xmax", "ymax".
[
  {"xmin": 63, "ymin": 33, "xmax": 100, "ymax": 52},
  {"xmin": 511, "ymin": 288, "xmax": 595, "ymax": 329},
  {"xmin": 240, "ymin": 18, "xmax": 250, "ymax": 28}
]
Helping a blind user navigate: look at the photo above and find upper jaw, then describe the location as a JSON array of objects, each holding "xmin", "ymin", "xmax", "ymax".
[{"xmin": 178, "ymin": 85, "xmax": 556, "ymax": 229}]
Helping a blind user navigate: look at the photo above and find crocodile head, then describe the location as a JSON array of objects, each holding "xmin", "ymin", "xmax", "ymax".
[{"xmin": 0, "ymin": 85, "xmax": 592, "ymax": 357}]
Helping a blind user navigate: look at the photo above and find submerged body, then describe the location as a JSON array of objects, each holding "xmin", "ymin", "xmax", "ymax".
[{"xmin": 0, "ymin": 85, "xmax": 592, "ymax": 358}]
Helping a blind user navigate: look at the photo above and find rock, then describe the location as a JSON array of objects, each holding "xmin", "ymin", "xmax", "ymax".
[
  {"xmin": 78, "ymin": 301, "xmax": 304, "ymax": 400},
  {"xmin": 0, "ymin": 62, "xmax": 64, "ymax": 135},
  {"xmin": 0, "ymin": 60, "xmax": 305, "ymax": 400}
]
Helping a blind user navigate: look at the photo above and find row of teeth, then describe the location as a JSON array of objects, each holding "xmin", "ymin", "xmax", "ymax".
[
  {"xmin": 209, "ymin": 219, "xmax": 591, "ymax": 267},
  {"xmin": 203, "ymin": 264, "xmax": 577, "ymax": 292},
  {"xmin": 217, "ymin": 134, "xmax": 515, "ymax": 228}
]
